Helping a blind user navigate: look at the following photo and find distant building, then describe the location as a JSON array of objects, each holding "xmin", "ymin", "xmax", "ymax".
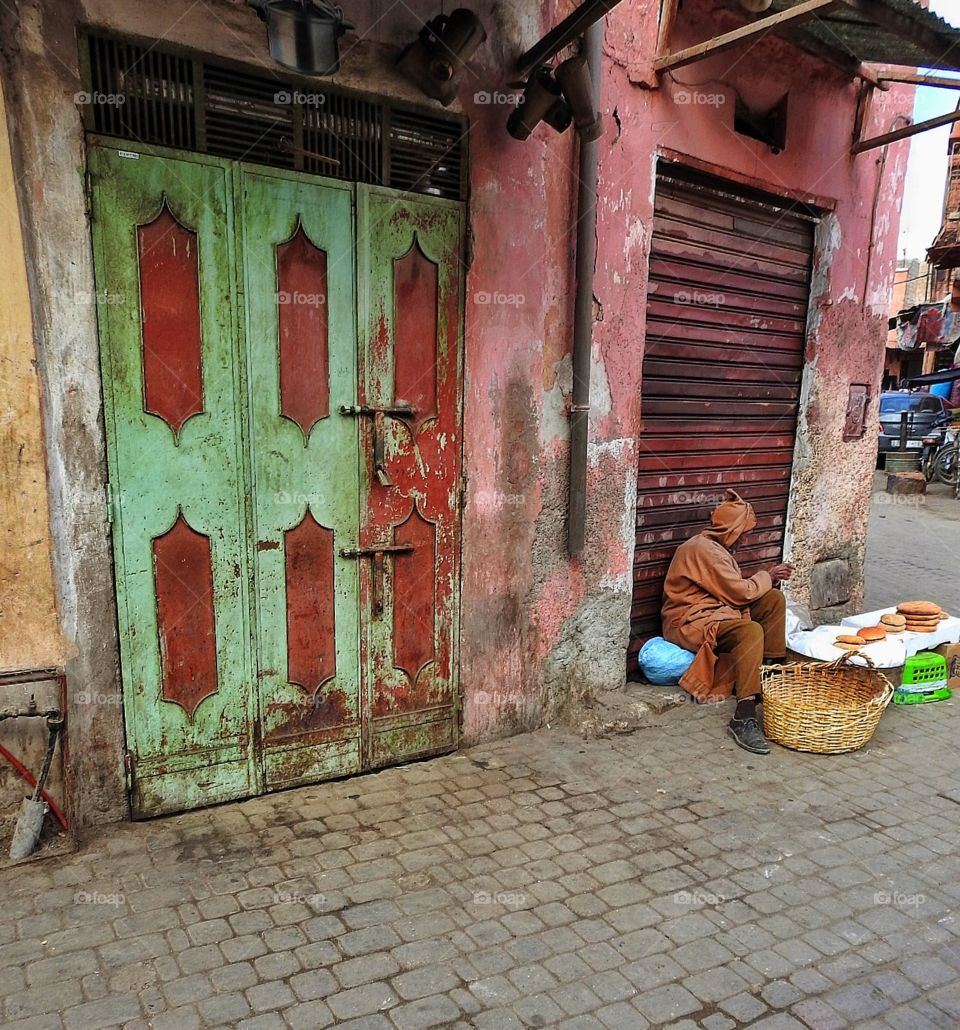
[
  {"xmin": 886, "ymin": 257, "xmax": 931, "ymax": 386},
  {"xmin": 886, "ymin": 106, "xmax": 960, "ymax": 389},
  {"xmin": 929, "ymin": 109, "xmax": 960, "ymax": 302}
]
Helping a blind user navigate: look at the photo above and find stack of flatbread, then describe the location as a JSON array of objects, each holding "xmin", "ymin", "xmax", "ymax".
[{"xmin": 896, "ymin": 601, "xmax": 949, "ymax": 633}]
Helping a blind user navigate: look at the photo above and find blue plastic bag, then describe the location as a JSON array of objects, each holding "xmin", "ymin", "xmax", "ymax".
[{"xmin": 638, "ymin": 636, "xmax": 695, "ymax": 685}]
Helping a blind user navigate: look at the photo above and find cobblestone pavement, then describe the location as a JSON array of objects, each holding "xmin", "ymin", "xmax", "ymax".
[
  {"xmin": 6, "ymin": 484, "xmax": 960, "ymax": 1030},
  {"xmin": 864, "ymin": 473, "xmax": 960, "ymax": 613},
  {"xmin": 5, "ymin": 689, "xmax": 960, "ymax": 1030}
]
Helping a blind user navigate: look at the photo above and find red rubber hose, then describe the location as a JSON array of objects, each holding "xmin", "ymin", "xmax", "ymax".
[{"xmin": 0, "ymin": 742, "xmax": 69, "ymax": 829}]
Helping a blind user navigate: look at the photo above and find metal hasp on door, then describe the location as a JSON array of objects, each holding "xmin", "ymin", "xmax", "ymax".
[
  {"xmin": 356, "ymin": 188, "xmax": 464, "ymax": 768},
  {"xmin": 629, "ymin": 168, "xmax": 815, "ymax": 671}
]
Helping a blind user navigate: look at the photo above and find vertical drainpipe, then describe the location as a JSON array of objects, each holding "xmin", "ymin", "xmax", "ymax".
[{"xmin": 568, "ymin": 20, "xmax": 603, "ymax": 556}]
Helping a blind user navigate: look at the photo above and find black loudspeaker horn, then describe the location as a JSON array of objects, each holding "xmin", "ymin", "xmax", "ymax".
[
  {"xmin": 397, "ymin": 8, "xmax": 487, "ymax": 107},
  {"xmin": 507, "ymin": 67, "xmax": 572, "ymax": 141}
]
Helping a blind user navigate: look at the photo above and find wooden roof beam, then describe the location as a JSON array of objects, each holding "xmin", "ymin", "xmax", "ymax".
[
  {"xmin": 872, "ymin": 68, "xmax": 960, "ymax": 89},
  {"xmin": 655, "ymin": 0, "xmax": 842, "ymax": 73},
  {"xmin": 853, "ymin": 104, "xmax": 960, "ymax": 153}
]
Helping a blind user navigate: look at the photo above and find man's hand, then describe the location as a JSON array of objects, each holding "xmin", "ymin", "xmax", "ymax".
[{"xmin": 769, "ymin": 563, "xmax": 794, "ymax": 584}]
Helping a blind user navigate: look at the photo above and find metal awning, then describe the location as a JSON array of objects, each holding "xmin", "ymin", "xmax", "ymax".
[
  {"xmin": 769, "ymin": 0, "xmax": 960, "ymax": 74},
  {"xmin": 657, "ymin": 0, "xmax": 960, "ymax": 79},
  {"xmin": 928, "ymin": 239, "xmax": 960, "ymax": 270},
  {"xmin": 907, "ymin": 367, "xmax": 960, "ymax": 386}
]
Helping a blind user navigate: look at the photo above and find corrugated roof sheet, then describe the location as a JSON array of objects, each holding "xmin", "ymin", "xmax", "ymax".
[{"xmin": 768, "ymin": 0, "xmax": 960, "ymax": 73}]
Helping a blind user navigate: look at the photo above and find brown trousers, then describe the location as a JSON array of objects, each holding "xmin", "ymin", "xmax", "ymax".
[{"xmin": 715, "ymin": 589, "xmax": 787, "ymax": 700}]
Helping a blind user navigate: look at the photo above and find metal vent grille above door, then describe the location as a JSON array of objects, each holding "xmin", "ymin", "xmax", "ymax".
[
  {"xmin": 83, "ymin": 31, "xmax": 466, "ymax": 201},
  {"xmin": 629, "ymin": 167, "xmax": 817, "ymax": 673}
]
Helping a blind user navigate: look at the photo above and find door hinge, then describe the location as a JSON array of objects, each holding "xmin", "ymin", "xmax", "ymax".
[
  {"xmin": 105, "ymin": 481, "xmax": 115, "ymax": 526},
  {"xmin": 123, "ymin": 751, "xmax": 133, "ymax": 795},
  {"xmin": 84, "ymin": 170, "xmax": 95, "ymax": 221},
  {"xmin": 459, "ymin": 473, "xmax": 468, "ymax": 504}
]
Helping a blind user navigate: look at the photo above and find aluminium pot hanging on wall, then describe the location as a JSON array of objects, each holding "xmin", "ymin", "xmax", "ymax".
[{"xmin": 249, "ymin": 0, "xmax": 353, "ymax": 76}]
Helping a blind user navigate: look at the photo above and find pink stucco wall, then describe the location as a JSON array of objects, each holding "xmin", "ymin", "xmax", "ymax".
[{"xmin": 456, "ymin": 0, "xmax": 912, "ymax": 740}]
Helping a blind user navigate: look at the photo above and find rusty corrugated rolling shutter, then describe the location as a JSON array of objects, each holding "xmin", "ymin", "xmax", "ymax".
[{"xmin": 629, "ymin": 168, "xmax": 816, "ymax": 672}]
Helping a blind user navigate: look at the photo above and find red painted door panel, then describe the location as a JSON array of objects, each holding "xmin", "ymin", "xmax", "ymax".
[{"xmin": 357, "ymin": 188, "xmax": 464, "ymax": 767}]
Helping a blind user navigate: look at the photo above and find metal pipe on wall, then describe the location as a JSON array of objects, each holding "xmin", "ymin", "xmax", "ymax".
[
  {"xmin": 568, "ymin": 21, "xmax": 603, "ymax": 556},
  {"xmin": 516, "ymin": 0, "xmax": 622, "ymax": 79}
]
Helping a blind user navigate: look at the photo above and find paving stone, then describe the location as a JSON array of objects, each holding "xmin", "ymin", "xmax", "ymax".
[
  {"xmin": 683, "ymin": 965, "xmax": 750, "ymax": 1004},
  {"xmin": 825, "ymin": 982, "xmax": 891, "ymax": 1020},
  {"xmin": 718, "ymin": 991, "xmax": 768, "ymax": 1023},
  {"xmin": 391, "ymin": 965, "xmax": 460, "ymax": 1000},
  {"xmin": 900, "ymin": 956, "xmax": 957, "ymax": 990},
  {"xmin": 61, "ymin": 992, "xmax": 141, "ymax": 1029},
  {"xmin": 390, "ymin": 994, "xmax": 462, "ymax": 1030},
  {"xmin": 790, "ymin": 998, "xmax": 849, "ymax": 1029},
  {"xmin": 584, "ymin": 970, "xmax": 634, "ymax": 1004},
  {"xmin": 632, "ymin": 983, "xmax": 699, "ymax": 1023},
  {"xmin": 152, "ymin": 1006, "xmax": 201, "ymax": 1030},
  {"xmin": 162, "ymin": 973, "xmax": 213, "ymax": 1007},
  {"xmin": 326, "ymin": 982, "xmax": 398, "ymax": 1020},
  {"xmin": 551, "ymin": 982, "xmax": 603, "ymax": 1017},
  {"xmin": 594, "ymin": 1001, "xmax": 650, "ymax": 1029},
  {"xmin": 513, "ymin": 992, "xmax": 566, "ymax": 1028},
  {"xmin": 246, "ymin": 980, "xmax": 296, "ymax": 1013},
  {"xmin": 198, "ymin": 991, "xmax": 251, "ymax": 1024}
]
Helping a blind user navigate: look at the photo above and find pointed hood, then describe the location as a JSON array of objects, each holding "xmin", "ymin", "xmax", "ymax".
[{"xmin": 702, "ymin": 490, "xmax": 756, "ymax": 549}]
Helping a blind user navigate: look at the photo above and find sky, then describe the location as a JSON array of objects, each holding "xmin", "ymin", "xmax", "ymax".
[{"xmin": 897, "ymin": 0, "xmax": 960, "ymax": 260}]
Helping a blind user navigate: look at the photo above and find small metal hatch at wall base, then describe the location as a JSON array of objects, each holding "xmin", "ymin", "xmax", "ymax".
[{"xmin": 80, "ymin": 31, "xmax": 468, "ymax": 201}]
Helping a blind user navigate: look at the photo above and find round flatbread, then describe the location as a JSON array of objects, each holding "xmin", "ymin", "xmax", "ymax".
[
  {"xmin": 897, "ymin": 601, "xmax": 943, "ymax": 616},
  {"xmin": 905, "ymin": 625, "xmax": 937, "ymax": 634},
  {"xmin": 859, "ymin": 626, "xmax": 887, "ymax": 642},
  {"xmin": 835, "ymin": 641, "xmax": 863, "ymax": 651},
  {"xmin": 880, "ymin": 613, "xmax": 906, "ymax": 627}
]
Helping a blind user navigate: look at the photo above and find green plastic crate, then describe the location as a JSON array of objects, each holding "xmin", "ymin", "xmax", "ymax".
[{"xmin": 894, "ymin": 652, "xmax": 951, "ymax": 705}]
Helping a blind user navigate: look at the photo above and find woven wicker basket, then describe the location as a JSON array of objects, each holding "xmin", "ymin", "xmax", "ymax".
[{"xmin": 761, "ymin": 651, "xmax": 894, "ymax": 754}]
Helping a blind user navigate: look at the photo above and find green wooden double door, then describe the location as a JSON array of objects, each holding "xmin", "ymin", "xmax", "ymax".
[{"xmin": 90, "ymin": 144, "xmax": 464, "ymax": 817}]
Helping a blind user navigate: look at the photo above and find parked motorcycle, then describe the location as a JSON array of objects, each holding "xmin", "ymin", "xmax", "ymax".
[
  {"xmin": 926, "ymin": 422, "xmax": 960, "ymax": 487},
  {"xmin": 922, "ymin": 427, "xmax": 944, "ymax": 482}
]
